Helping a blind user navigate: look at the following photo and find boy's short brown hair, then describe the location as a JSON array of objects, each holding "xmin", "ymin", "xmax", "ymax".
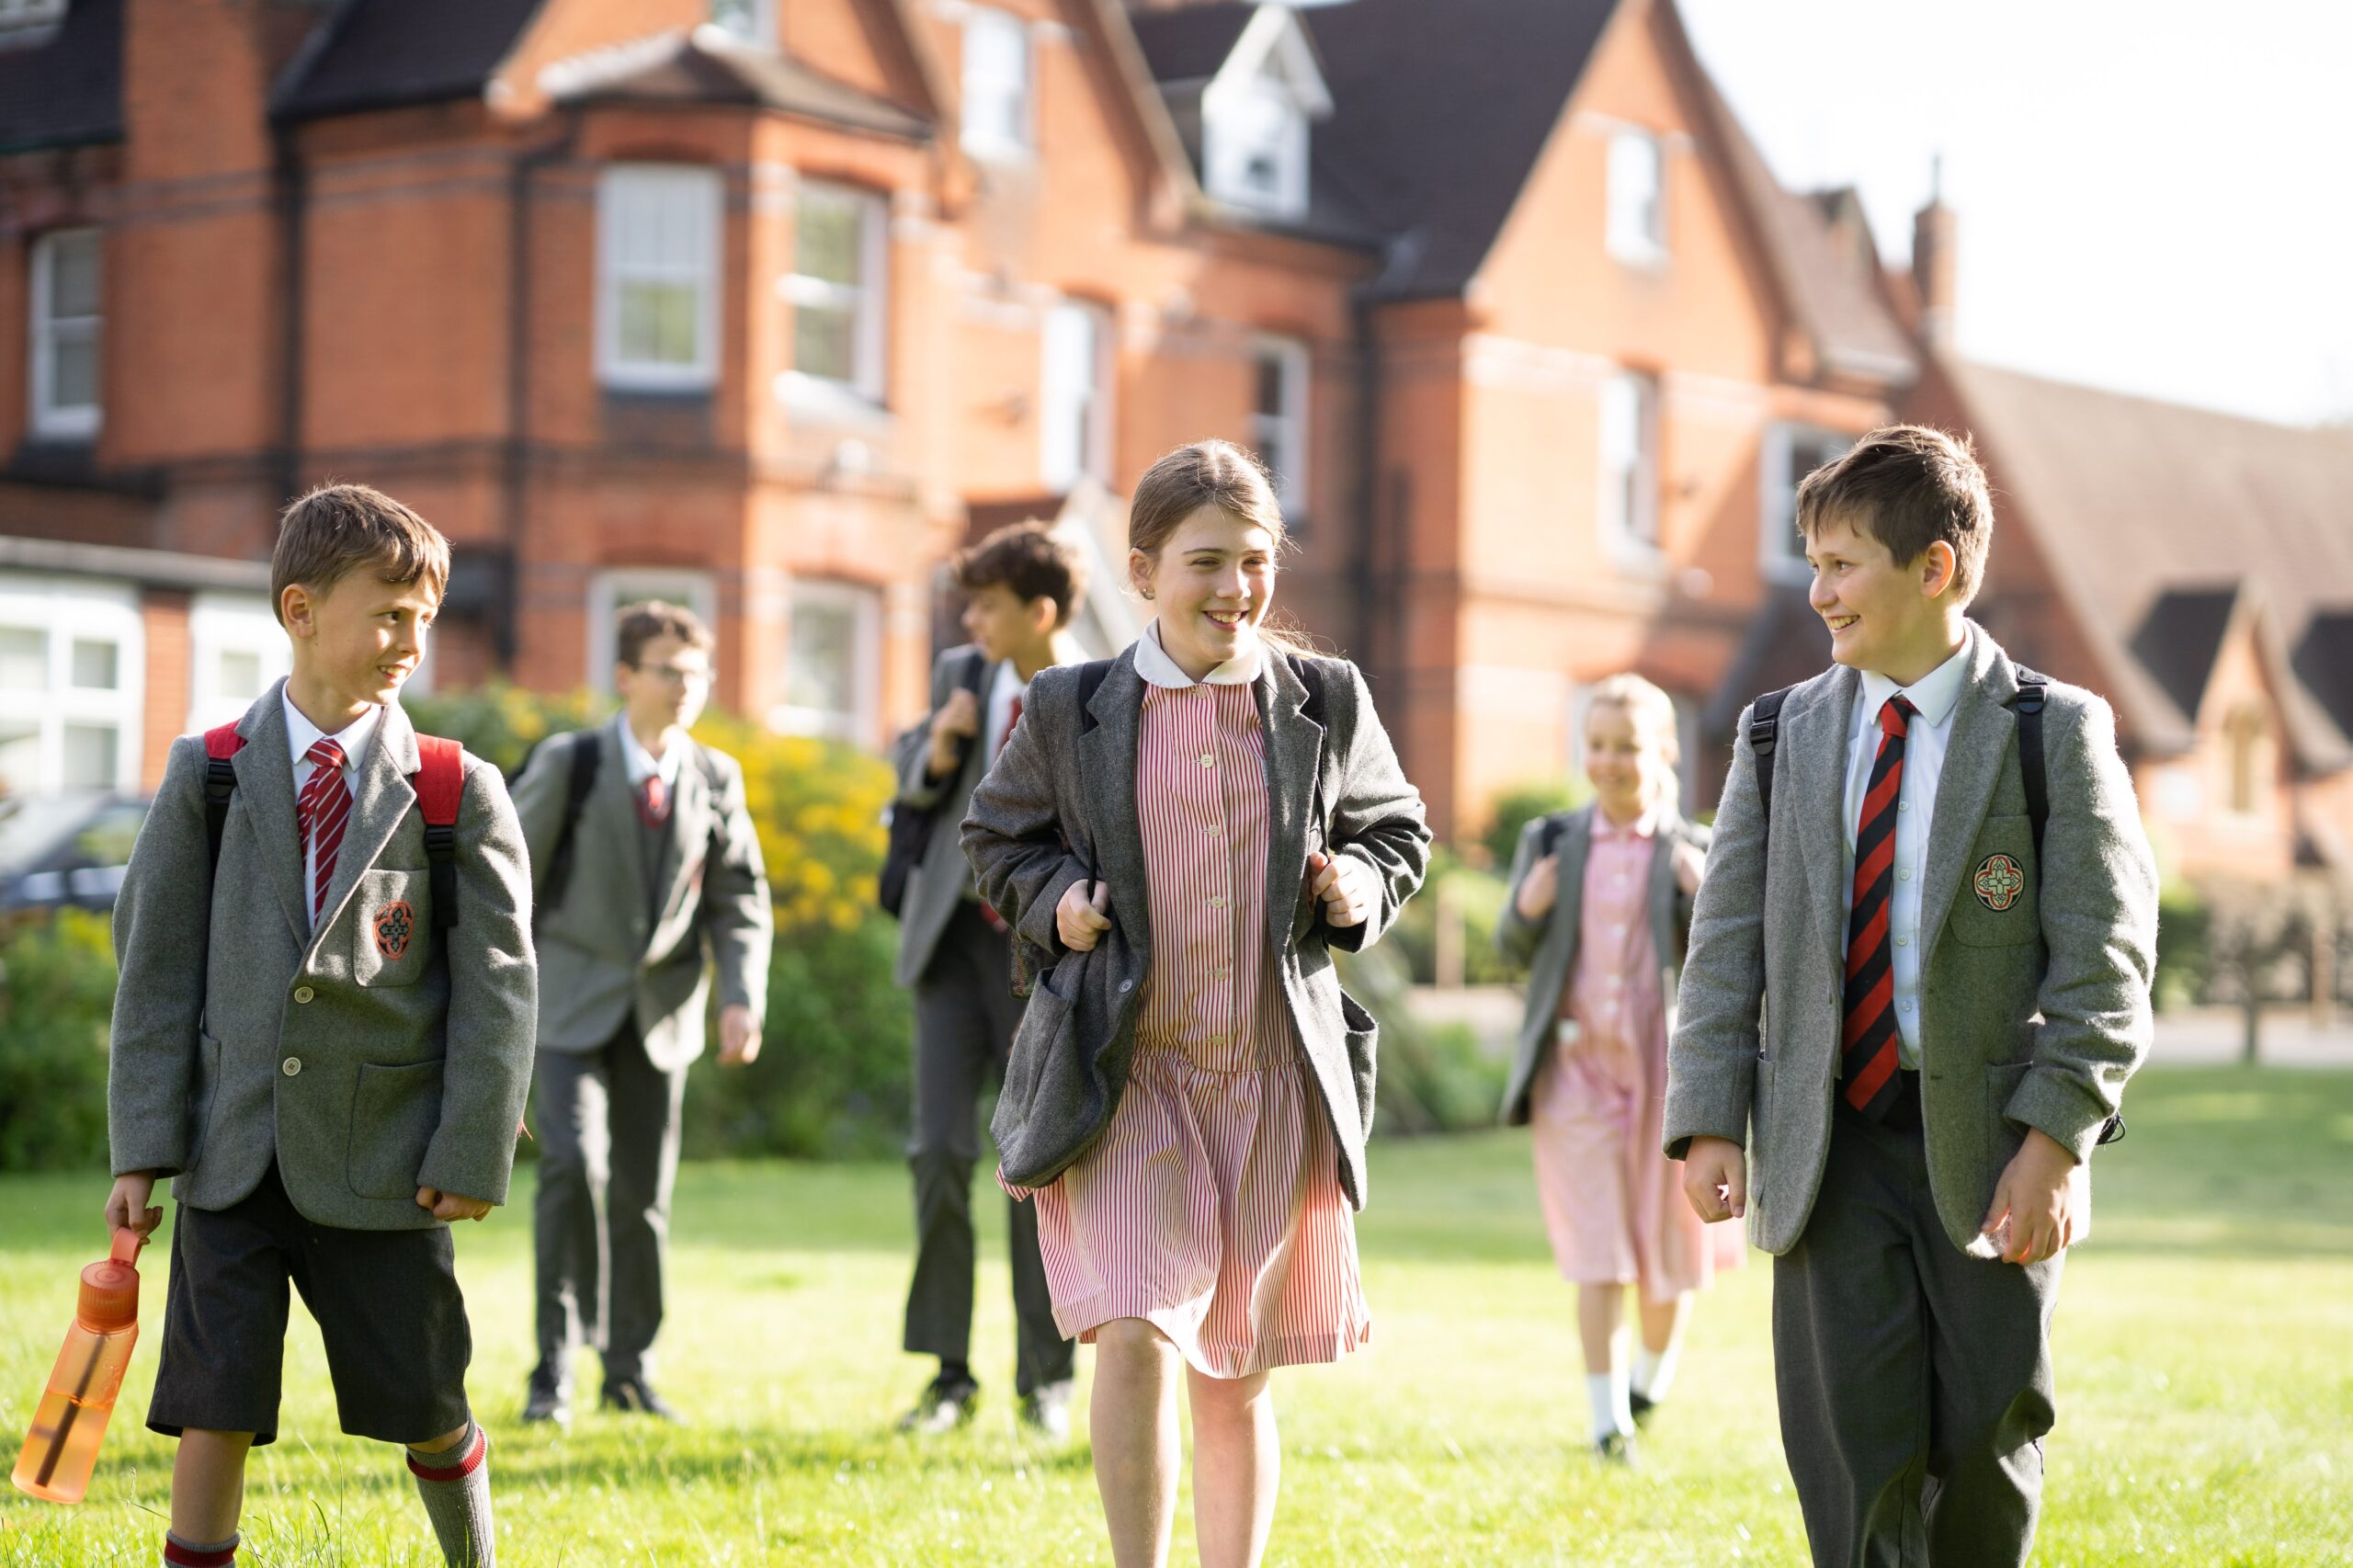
[
  {"xmin": 616, "ymin": 600, "xmax": 715, "ymax": 669},
  {"xmin": 1796, "ymin": 425, "xmax": 1993, "ymax": 605},
  {"xmin": 951, "ymin": 521, "xmax": 1088, "ymax": 630},
  {"xmin": 271, "ymin": 483, "xmax": 451, "ymax": 624}
]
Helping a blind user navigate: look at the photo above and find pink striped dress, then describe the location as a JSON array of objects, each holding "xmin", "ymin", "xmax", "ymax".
[{"xmin": 1017, "ymin": 660, "xmax": 1370, "ymax": 1379}]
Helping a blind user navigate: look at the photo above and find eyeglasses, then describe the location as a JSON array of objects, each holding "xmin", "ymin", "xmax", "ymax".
[{"xmin": 634, "ymin": 662, "xmax": 710, "ymax": 685}]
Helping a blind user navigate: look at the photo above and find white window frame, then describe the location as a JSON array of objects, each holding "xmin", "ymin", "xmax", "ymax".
[
  {"xmin": 586, "ymin": 568, "xmax": 719, "ymax": 695},
  {"xmin": 0, "ymin": 574, "xmax": 143, "ymax": 796},
  {"xmin": 596, "ymin": 165, "xmax": 722, "ymax": 393},
  {"xmin": 1760, "ymin": 423, "xmax": 1852, "ymax": 586},
  {"xmin": 0, "ymin": 0, "xmax": 68, "ymax": 38},
  {"xmin": 187, "ymin": 592, "xmax": 290, "ymax": 733},
  {"xmin": 780, "ymin": 181, "xmax": 889, "ymax": 410},
  {"xmin": 29, "ymin": 227, "xmax": 102, "ymax": 441},
  {"xmin": 960, "ymin": 6, "xmax": 1033, "ymax": 164},
  {"xmin": 1040, "ymin": 300, "xmax": 1111, "ymax": 494},
  {"xmin": 706, "ymin": 0, "xmax": 773, "ymax": 48},
  {"xmin": 1250, "ymin": 335, "xmax": 1310, "ymax": 517},
  {"xmin": 1597, "ymin": 370, "xmax": 1662, "ymax": 563},
  {"xmin": 1605, "ymin": 128, "xmax": 1667, "ymax": 267},
  {"xmin": 1204, "ymin": 77, "xmax": 1310, "ymax": 220},
  {"xmin": 775, "ymin": 578, "xmax": 881, "ymax": 745}
]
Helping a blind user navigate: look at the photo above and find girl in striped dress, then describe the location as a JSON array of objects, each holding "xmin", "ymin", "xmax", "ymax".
[{"xmin": 966, "ymin": 441, "xmax": 1430, "ymax": 1568}]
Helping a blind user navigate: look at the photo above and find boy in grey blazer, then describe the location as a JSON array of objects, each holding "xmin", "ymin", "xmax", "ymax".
[
  {"xmin": 106, "ymin": 485, "xmax": 533, "ymax": 1568},
  {"xmin": 1665, "ymin": 428, "xmax": 2158, "ymax": 1567},
  {"xmin": 508, "ymin": 600, "xmax": 771, "ymax": 1426},
  {"xmin": 888, "ymin": 523, "xmax": 1086, "ymax": 1437}
]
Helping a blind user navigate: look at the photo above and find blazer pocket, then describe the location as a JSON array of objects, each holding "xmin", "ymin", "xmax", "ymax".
[
  {"xmin": 347, "ymin": 1059, "xmax": 444, "ymax": 1200},
  {"xmin": 999, "ymin": 978, "xmax": 1077, "ymax": 1148},
  {"xmin": 352, "ymin": 869, "xmax": 432, "ymax": 986},
  {"xmin": 1949, "ymin": 816, "xmax": 2039, "ymax": 949},
  {"xmin": 1338, "ymin": 988, "xmax": 1380, "ymax": 1138}
]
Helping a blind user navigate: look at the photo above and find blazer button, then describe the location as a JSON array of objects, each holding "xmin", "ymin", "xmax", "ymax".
[
  {"xmin": 293, "ymin": 985, "xmax": 314, "ymax": 1004},
  {"xmin": 281, "ymin": 1057, "xmax": 301, "ymax": 1077},
  {"xmin": 1120, "ymin": 979, "xmax": 1135, "ymax": 993}
]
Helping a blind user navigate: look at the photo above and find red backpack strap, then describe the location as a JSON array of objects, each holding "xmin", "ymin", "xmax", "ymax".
[
  {"xmin": 201, "ymin": 723, "xmax": 246, "ymax": 876},
  {"xmin": 412, "ymin": 734, "xmax": 465, "ymax": 930}
]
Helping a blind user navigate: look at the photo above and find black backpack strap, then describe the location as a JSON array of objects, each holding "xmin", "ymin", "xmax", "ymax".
[
  {"xmin": 1538, "ymin": 813, "xmax": 1566, "ymax": 858},
  {"xmin": 2011, "ymin": 668, "xmax": 2050, "ymax": 877},
  {"xmin": 203, "ymin": 756, "xmax": 238, "ymax": 879},
  {"xmin": 537, "ymin": 729, "xmax": 602, "ymax": 921},
  {"xmin": 1074, "ymin": 658, "xmax": 1116, "ymax": 734},
  {"xmin": 1747, "ymin": 686, "xmax": 1796, "ymax": 837}
]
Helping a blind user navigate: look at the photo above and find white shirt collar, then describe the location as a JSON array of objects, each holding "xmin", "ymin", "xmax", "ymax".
[
  {"xmin": 1133, "ymin": 619, "xmax": 1263, "ymax": 689},
  {"xmin": 281, "ymin": 687, "xmax": 381, "ymax": 777},
  {"xmin": 1859, "ymin": 633, "xmax": 1972, "ymax": 733},
  {"xmin": 614, "ymin": 711, "xmax": 682, "ymax": 789}
]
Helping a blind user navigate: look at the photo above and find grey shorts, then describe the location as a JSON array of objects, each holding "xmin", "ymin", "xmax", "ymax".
[{"xmin": 147, "ymin": 1163, "xmax": 472, "ymax": 1447}]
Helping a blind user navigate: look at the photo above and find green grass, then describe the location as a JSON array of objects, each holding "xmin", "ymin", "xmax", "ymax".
[{"xmin": 5, "ymin": 1065, "xmax": 2352, "ymax": 1565}]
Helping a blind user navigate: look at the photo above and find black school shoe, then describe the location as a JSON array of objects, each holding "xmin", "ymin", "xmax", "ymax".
[
  {"xmin": 520, "ymin": 1374, "xmax": 573, "ymax": 1426},
  {"xmin": 601, "ymin": 1378, "xmax": 685, "ymax": 1422},
  {"xmin": 896, "ymin": 1372, "xmax": 980, "ymax": 1435},
  {"xmin": 1629, "ymin": 1391, "xmax": 1657, "ymax": 1427},
  {"xmin": 1593, "ymin": 1429, "xmax": 1638, "ymax": 1467}
]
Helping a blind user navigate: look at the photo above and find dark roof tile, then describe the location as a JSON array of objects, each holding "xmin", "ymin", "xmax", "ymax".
[
  {"xmin": 273, "ymin": 0, "xmax": 540, "ymax": 122},
  {"xmin": 0, "ymin": 0, "xmax": 123, "ymax": 153}
]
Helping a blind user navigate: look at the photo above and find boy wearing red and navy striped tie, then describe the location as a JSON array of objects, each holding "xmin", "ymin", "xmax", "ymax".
[
  {"xmin": 105, "ymin": 483, "xmax": 536, "ymax": 1567},
  {"xmin": 1665, "ymin": 427, "xmax": 2157, "ymax": 1566}
]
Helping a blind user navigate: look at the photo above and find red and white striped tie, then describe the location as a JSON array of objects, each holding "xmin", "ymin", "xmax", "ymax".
[{"xmin": 297, "ymin": 737, "xmax": 351, "ymax": 925}]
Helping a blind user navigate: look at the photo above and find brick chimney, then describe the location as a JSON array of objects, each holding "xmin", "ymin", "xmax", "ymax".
[{"xmin": 1911, "ymin": 156, "xmax": 1958, "ymax": 349}]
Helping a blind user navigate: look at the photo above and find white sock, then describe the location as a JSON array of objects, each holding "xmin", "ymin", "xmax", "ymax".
[
  {"xmin": 1585, "ymin": 1368, "xmax": 1633, "ymax": 1438},
  {"xmin": 1633, "ymin": 1340, "xmax": 1681, "ymax": 1404}
]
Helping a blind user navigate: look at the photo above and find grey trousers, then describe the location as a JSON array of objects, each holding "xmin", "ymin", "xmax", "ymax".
[
  {"xmin": 1774, "ymin": 1087, "xmax": 2063, "ymax": 1568},
  {"xmin": 530, "ymin": 1018, "xmax": 687, "ymax": 1390},
  {"xmin": 905, "ymin": 903, "xmax": 1074, "ymax": 1395}
]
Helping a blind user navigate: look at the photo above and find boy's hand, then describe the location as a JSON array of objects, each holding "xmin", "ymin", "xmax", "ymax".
[
  {"xmin": 1514, "ymin": 852, "xmax": 1560, "ymax": 924},
  {"xmin": 416, "ymin": 1187, "xmax": 492, "ymax": 1223},
  {"xmin": 105, "ymin": 1174, "xmax": 164, "ymax": 1237},
  {"xmin": 1057, "ymin": 879, "xmax": 1113, "ymax": 951},
  {"xmin": 1671, "ymin": 840, "xmax": 1706, "ymax": 897},
  {"xmin": 1681, "ymin": 1136, "xmax": 1747, "ymax": 1222},
  {"xmin": 718, "ymin": 1003, "xmax": 761, "ymax": 1067},
  {"xmin": 1980, "ymin": 1127, "xmax": 2077, "ymax": 1266},
  {"xmin": 1307, "ymin": 850, "xmax": 1376, "ymax": 928},
  {"xmin": 926, "ymin": 688, "xmax": 983, "ymax": 778}
]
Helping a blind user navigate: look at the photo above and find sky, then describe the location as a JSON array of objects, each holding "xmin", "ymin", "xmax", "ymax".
[{"xmin": 1676, "ymin": 0, "xmax": 2353, "ymax": 427}]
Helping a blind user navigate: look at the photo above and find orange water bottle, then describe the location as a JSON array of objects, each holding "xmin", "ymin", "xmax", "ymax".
[{"xmin": 12, "ymin": 1227, "xmax": 147, "ymax": 1504}]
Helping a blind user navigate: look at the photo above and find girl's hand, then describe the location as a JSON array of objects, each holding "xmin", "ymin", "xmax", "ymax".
[
  {"xmin": 1672, "ymin": 840, "xmax": 1706, "ymax": 897},
  {"xmin": 1307, "ymin": 850, "xmax": 1376, "ymax": 928},
  {"xmin": 1514, "ymin": 851, "xmax": 1560, "ymax": 923},
  {"xmin": 104, "ymin": 1173, "xmax": 163, "ymax": 1237},
  {"xmin": 1057, "ymin": 879, "xmax": 1113, "ymax": 951}
]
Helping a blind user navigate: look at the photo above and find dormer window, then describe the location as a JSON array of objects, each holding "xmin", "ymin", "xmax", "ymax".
[
  {"xmin": 0, "ymin": 0, "xmax": 67, "ymax": 36},
  {"xmin": 961, "ymin": 7, "xmax": 1033, "ymax": 163},
  {"xmin": 707, "ymin": 0, "xmax": 771, "ymax": 48},
  {"xmin": 1200, "ymin": 6, "xmax": 1332, "ymax": 222},
  {"xmin": 1607, "ymin": 128, "xmax": 1668, "ymax": 265}
]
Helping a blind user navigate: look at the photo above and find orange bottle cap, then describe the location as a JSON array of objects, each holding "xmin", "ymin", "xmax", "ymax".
[{"xmin": 76, "ymin": 1228, "xmax": 144, "ymax": 1332}]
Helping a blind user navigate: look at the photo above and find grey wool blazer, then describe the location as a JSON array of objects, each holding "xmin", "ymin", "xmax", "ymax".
[
  {"xmin": 1493, "ymin": 804, "xmax": 1709, "ymax": 1126},
  {"xmin": 961, "ymin": 645, "xmax": 1432, "ymax": 1209},
  {"xmin": 108, "ymin": 685, "xmax": 538, "ymax": 1230},
  {"xmin": 1663, "ymin": 622, "xmax": 2160, "ymax": 1256},
  {"xmin": 890, "ymin": 644, "xmax": 999, "ymax": 988},
  {"xmin": 509, "ymin": 718, "xmax": 772, "ymax": 1073}
]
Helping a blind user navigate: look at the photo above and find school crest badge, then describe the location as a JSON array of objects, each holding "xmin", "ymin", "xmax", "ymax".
[
  {"xmin": 374, "ymin": 900, "xmax": 415, "ymax": 960},
  {"xmin": 1972, "ymin": 854, "xmax": 2025, "ymax": 913}
]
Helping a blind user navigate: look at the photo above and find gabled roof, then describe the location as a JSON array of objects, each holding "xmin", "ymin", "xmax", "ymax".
[
  {"xmin": 1950, "ymin": 358, "xmax": 2353, "ymax": 771},
  {"xmin": 0, "ymin": 0, "xmax": 122, "ymax": 153},
  {"xmin": 273, "ymin": 0, "xmax": 542, "ymax": 122},
  {"xmin": 542, "ymin": 28, "xmax": 931, "ymax": 139}
]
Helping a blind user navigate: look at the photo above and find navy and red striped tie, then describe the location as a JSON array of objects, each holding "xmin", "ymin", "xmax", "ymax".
[{"xmin": 1842, "ymin": 695, "xmax": 1915, "ymax": 1118}]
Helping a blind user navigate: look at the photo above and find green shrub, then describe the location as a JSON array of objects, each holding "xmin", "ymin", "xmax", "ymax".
[
  {"xmin": 1336, "ymin": 943, "xmax": 1506, "ymax": 1135},
  {"xmin": 1387, "ymin": 848, "xmax": 1514, "ymax": 987},
  {"xmin": 2154, "ymin": 877, "xmax": 2211, "ymax": 1013},
  {"xmin": 0, "ymin": 910, "xmax": 117, "ymax": 1171},
  {"xmin": 400, "ymin": 681, "xmax": 603, "ymax": 778},
  {"xmin": 1479, "ymin": 776, "xmax": 1588, "ymax": 870}
]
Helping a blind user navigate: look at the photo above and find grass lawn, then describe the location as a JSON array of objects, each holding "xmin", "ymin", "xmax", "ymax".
[{"xmin": 4, "ymin": 1064, "xmax": 2351, "ymax": 1566}]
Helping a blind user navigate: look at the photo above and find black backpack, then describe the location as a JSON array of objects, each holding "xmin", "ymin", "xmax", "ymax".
[
  {"xmin": 879, "ymin": 650, "xmax": 990, "ymax": 919},
  {"xmin": 528, "ymin": 727, "xmax": 727, "ymax": 927},
  {"xmin": 1745, "ymin": 668, "xmax": 2123, "ymax": 1146}
]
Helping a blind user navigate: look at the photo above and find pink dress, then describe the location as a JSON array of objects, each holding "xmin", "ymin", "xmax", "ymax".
[
  {"xmin": 1529, "ymin": 812, "xmax": 1743, "ymax": 1300},
  {"xmin": 1017, "ymin": 678, "xmax": 1370, "ymax": 1378}
]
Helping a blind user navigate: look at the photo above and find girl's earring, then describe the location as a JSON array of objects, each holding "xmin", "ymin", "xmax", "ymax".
[{"xmin": 1140, "ymin": 587, "xmax": 1154, "ymax": 601}]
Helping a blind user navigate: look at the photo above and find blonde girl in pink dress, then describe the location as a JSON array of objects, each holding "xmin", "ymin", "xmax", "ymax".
[
  {"xmin": 1495, "ymin": 675, "xmax": 1742, "ymax": 1463},
  {"xmin": 965, "ymin": 441, "xmax": 1430, "ymax": 1568}
]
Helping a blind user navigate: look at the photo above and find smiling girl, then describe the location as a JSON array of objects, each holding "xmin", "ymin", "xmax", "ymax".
[{"xmin": 963, "ymin": 441, "xmax": 1430, "ymax": 1568}]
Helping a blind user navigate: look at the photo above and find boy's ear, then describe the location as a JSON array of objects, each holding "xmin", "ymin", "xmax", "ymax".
[
  {"xmin": 1917, "ymin": 541, "xmax": 1959, "ymax": 600},
  {"xmin": 280, "ymin": 583, "xmax": 315, "ymax": 639}
]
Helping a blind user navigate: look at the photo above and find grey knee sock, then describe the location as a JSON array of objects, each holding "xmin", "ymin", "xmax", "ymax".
[{"xmin": 405, "ymin": 1420, "xmax": 494, "ymax": 1567}]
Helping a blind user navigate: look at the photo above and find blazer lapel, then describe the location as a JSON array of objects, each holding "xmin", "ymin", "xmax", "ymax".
[
  {"xmin": 1547, "ymin": 807, "xmax": 1594, "ymax": 952},
  {"xmin": 233, "ymin": 684, "xmax": 309, "ymax": 947},
  {"xmin": 1076, "ymin": 651, "xmax": 1150, "ymax": 949},
  {"xmin": 313, "ymin": 700, "xmax": 420, "ymax": 952},
  {"xmin": 1784, "ymin": 667, "xmax": 1858, "ymax": 960},
  {"xmin": 599, "ymin": 720, "xmax": 651, "ymax": 906},
  {"xmin": 1918, "ymin": 627, "xmax": 2016, "ymax": 966},
  {"xmin": 661, "ymin": 744, "xmax": 711, "ymax": 913},
  {"xmin": 1646, "ymin": 811, "xmax": 1682, "ymax": 962},
  {"xmin": 1257, "ymin": 653, "xmax": 1323, "ymax": 951}
]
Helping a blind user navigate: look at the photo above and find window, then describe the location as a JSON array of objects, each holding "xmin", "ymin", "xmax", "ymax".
[
  {"xmin": 597, "ymin": 165, "xmax": 722, "ymax": 392},
  {"xmin": 2225, "ymin": 706, "xmax": 2270, "ymax": 817},
  {"xmin": 29, "ymin": 228, "xmax": 102, "ymax": 439},
  {"xmin": 1250, "ymin": 336, "xmax": 1310, "ymax": 516},
  {"xmin": 779, "ymin": 579, "xmax": 881, "ymax": 744},
  {"xmin": 784, "ymin": 183, "xmax": 888, "ymax": 405},
  {"xmin": 0, "ymin": 575, "xmax": 142, "ymax": 797},
  {"xmin": 0, "ymin": 0, "xmax": 68, "ymax": 38},
  {"xmin": 961, "ymin": 7, "xmax": 1032, "ymax": 162},
  {"xmin": 586, "ymin": 569, "xmax": 718, "ymax": 694},
  {"xmin": 1760, "ymin": 425, "xmax": 1852, "ymax": 584},
  {"xmin": 188, "ymin": 593, "xmax": 290, "ymax": 733},
  {"xmin": 1606, "ymin": 129, "xmax": 1666, "ymax": 265},
  {"xmin": 1040, "ymin": 301, "xmax": 1110, "ymax": 493},
  {"xmin": 707, "ymin": 0, "xmax": 770, "ymax": 46},
  {"xmin": 1597, "ymin": 371, "xmax": 1661, "ymax": 557},
  {"xmin": 1205, "ymin": 81, "xmax": 1309, "ymax": 219}
]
